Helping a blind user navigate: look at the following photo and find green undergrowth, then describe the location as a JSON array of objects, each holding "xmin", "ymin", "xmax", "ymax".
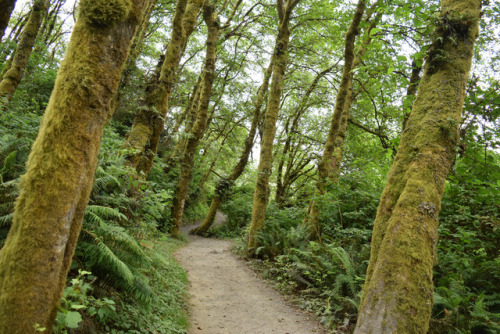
[
  {"xmin": 106, "ymin": 237, "xmax": 189, "ymax": 334},
  {"xmin": 211, "ymin": 172, "xmax": 500, "ymax": 333},
  {"xmin": 54, "ymin": 237, "xmax": 189, "ymax": 334}
]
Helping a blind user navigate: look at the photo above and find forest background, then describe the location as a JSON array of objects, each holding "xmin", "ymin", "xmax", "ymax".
[{"xmin": 0, "ymin": 0, "xmax": 499, "ymax": 333}]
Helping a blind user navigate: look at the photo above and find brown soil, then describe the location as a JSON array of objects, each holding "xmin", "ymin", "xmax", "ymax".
[{"xmin": 175, "ymin": 219, "xmax": 329, "ymax": 334}]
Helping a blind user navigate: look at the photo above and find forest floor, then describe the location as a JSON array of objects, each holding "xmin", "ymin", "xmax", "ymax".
[{"xmin": 175, "ymin": 214, "xmax": 328, "ymax": 334}]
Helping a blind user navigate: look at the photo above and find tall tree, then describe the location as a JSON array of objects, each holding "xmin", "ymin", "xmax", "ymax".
[
  {"xmin": 0, "ymin": 0, "xmax": 17, "ymax": 42},
  {"xmin": 0, "ymin": 0, "xmax": 49, "ymax": 106},
  {"xmin": 354, "ymin": 0, "xmax": 481, "ymax": 332},
  {"xmin": 246, "ymin": 0, "xmax": 301, "ymax": 253},
  {"xmin": 169, "ymin": 0, "xmax": 221, "ymax": 236},
  {"xmin": 0, "ymin": 0, "xmax": 147, "ymax": 331},
  {"xmin": 190, "ymin": 56, "xmax": 274, "ymax": 236},
  {"xmin": 169, "ymin": 0, "xmax": 253, "ymax": 235},
  {"xmin": 305, "ymin": 0, "xmax": 366, "ymax": 239},
  {"xmin": 124, "ymin": 0, "xmax": 203, "ymax": 176},
  {"xmin": 329, "ymin": 1, "xmax": 383, "ymax": 178}
]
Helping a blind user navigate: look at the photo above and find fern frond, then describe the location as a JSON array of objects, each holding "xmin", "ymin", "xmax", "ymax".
[
  {"xmin": 93, "ymin": 167, "xmax": 120, "ymax": 191},
  {"xmin": 0, "ymin": 151, "xmax": 16, "ymax": 177},
  {"xmin": 0, "ymin": 212, "xmax": 13, "ymax": 227},
  {"xmin": 85, "ymin": 205, "xmax": 127, "ymax": 221},
  {"xmin": 94, "ymin": 221, "xmax": 148, "ymax": 261},
  {"xmin": 81, "ymin": 240, "xmax": 135, "ymax": 285}
]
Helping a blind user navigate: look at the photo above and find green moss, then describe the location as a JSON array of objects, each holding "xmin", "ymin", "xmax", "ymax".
[{"xmin": 80, "ymin": 0, "xmax": 132, "ymax": 27}]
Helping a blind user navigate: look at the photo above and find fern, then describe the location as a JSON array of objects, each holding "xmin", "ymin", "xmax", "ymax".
[
  {"xmin": 0, "ymin": 151, "xmax": 16, "ymax": 182},
  {"xmin": 92, "ymin": 167, "xmax": 121, "ymax": 193},
  {"xmin": 81, "ymin": 233, "xmax": 135, "ymax": 284},
  {"xmin": 85, "ymin": 205, "xmax": 127, "ymax": 223},
  {"xmin": 0, "ymin": 212, "xmax": 13, "ymax": 227},
  {"xmin": 74, "ymin": 204, "xmax": 155, "ymax": 305}
]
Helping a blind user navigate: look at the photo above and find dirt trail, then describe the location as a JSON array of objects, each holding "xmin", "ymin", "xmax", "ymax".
[{"xmin": 175, "ymin": 217, "xmax": 328, "ymax": 334}]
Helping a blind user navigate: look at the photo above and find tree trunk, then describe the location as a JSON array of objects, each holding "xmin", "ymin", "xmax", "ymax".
[
  {"xmin": 0, "ymin": 0, "xmax": 146, "ymax": 331},
  {"xmin": 331, "ymin": 7, "xmax": 382, "ymax": 177},
  {"xmin": 246, "ymin": 0, "xmax": 300, "ymax": 253},
  {"xmin": 304, "ymin": 0, "xmax": 366, "ymax": 239},
  {"xmin": 190, "ymin": 56, "xmax": 274, "ymax": 236},
  {"xmin": 401, "ymin": 59, "xmax": 422, "ymax": 131},
  {"xmin": 0, "ymin": 0, "xmax": 17, "ymax": 42},
  {"xmin": 125, "ymin": 0, "xmax": 203, "ymax": 176},
  {"xmin": 163, "ymin": 73, "xmax": 203, "ymax": 173},
  {"xmin": 112, "ymin": 0, "xmax": 158, "ymax": 114},
  {"xmin": 354, "ymin": 0, "xmax": 481, "ymax": 332},
  {"xmin": 0, "ymin": 0, "xmax": 49, "ymax": 106},
  {"xmin": 169, "ymin": 0, "xmax": 218, "ymax": 236}
]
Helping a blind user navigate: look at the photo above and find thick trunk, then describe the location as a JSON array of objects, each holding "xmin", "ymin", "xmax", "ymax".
[
  {"xmin": 0, "ymin": 0, "xmax": 145, "ymax": 332},
  {"xmin": 0, "ymin": 0, "xmax": 17, "ymax": 42},
  {"xmin": 0, "ymin": 0, "xmax": 49, "ymax": 106},
  {"xmin": 169, "ymin": 1, "xmax": 218, "ymax": 236},
  {"xmin": 354, "ymin": 1, "xmax": 480, "ymax": 332},
  {"xmin": 246, "ymin": 0, "xmax": 299, "ymax": 253},
  {"xmin": 190, "ymin": 58, "xmax": 274, "ymax": 236},
  {"xmin": 125, "ymin": 0, "xmax": 203, "ymax": 176}
]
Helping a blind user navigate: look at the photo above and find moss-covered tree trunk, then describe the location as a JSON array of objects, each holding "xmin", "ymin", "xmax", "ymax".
[
  {"xmin": 0, "ymin": 0, "xmax": 17, "ymax": 42},
  {"xmin": 162, "ymin": 74, "xmax": 203, "ymax": 174},
  {"xmin": 189, "ymin": 57, "xmax": 274, "ymax": 236},
  {"xmin": 304, "ymin": 0, "xmax": 366, "ymax": 239},
  {"xmin": 112, "ymin": 0, "xmax": 158, "ymax": 114},
  {"xmin": 246, "ymin": 0, "xmax": 300, "ymax": 253},
  {"xmin": 124, "ymin": 0, "xmax": 202, "ymax": 176},
  {"xmin": 169, "ymin": 1, "xmax": 219, "ymax": 236},
  {"xmin": 331, "ymin": 7, "xmax": 382, "ymax": 177},
  {"xmin": 0, "ymin": 0, "xmax": 146, "ymax": 332},
  {"xmin": 0, "ymin": 0, "xmax": 49, "ymax": 106},
  {"xmin": 401, "ymin": 60, "xmax": 422, "ymax": 132},
  {"xmin": 354, "ymin": 1, "xmax": 481, "ymax": 332}
]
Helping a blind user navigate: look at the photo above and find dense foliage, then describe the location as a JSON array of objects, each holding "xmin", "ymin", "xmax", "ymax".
[{"xmin": 0, "ymin": 0, "xmax": 498, "ymax": 333}]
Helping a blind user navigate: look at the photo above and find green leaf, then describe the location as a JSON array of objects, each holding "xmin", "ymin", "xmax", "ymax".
[
  {"xmin": 65, "ymin": 311, "xmax": 82, "ymax": 329},
  {"xmin": 397, "ymin": 55, "xmax": 407, "ymax": 62},
  {"xmin": 387, "ymin": 66, "xmax": 395, "ymax": 74},
  {"xmin": 71, "ymin": 305, "xmax": 86, "ymax": 310},
  {"xmin": 369, "ymin": 28, "xmax": 381, "ymax": 36}
]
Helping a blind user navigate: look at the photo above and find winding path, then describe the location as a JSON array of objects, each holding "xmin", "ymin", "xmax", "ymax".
[{"xmin": 175, "ymin": 224, "xmax": 328, "ymax": 334}]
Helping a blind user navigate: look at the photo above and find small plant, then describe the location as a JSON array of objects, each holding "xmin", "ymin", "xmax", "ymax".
[{"xmin": 54, "ymin": 270, "xmax": 117, "ymax": 333}]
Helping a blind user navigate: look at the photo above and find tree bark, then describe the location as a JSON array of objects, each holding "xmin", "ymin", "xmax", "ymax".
[
  {"xmin": 331, "ymin": 6, "xmax": 382, "ymax": 177},
  {"xmin": 246, "ymin": 0, "xmax": 300, "ymax": 253},
  {"xmin": 304, "ymin": 0, "xmax": 366, "ymax": 239},
  {"xmin": 0, "ymin": 0, "xmax": 17, "ymax": 42},
  {"xmin": 112, "ymin": 0, "xmax": 159, "ymax": 114},
  {"xmin": 169, "ymin": 0, "xmax": 219, "ymax": 236},
  {"xmin": 190, "ymin": 56, "xmax": 274, "ymax": 236},
  {"xmin": 125, "ymin": 0, "xmax": 203, "ymax": 176},
  {"xmin": 0, "ymin": 0, "xmax": 49, "ymax": 106},
  {"xmin": 163, "ymin": 73, "xmax": 203, "ymax": 173},
  {"xmin": 354, "ymin": 0, "xmax": 481, "ymax": 332},
  {"xmin": 0, "ymin": 0, "xmax": 146, "ymax": 331},
  {"xmin": 401, "ymin": 59, "xmax": 422, "ymax": 131}
]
